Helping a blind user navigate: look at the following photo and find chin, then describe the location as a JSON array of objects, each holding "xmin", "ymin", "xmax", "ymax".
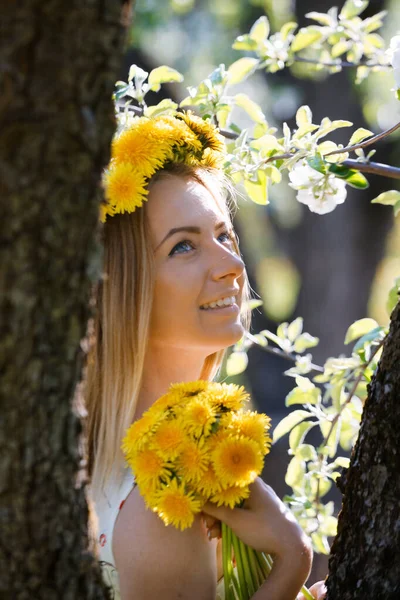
[{"xmin": 208, "ymin": 322, "xmax": 245, "ymax": 352}]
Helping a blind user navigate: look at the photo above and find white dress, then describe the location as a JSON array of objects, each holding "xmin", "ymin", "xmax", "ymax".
[{"xmin": 93, "ymin": 464, "xmax": 225, "ymax": 599}]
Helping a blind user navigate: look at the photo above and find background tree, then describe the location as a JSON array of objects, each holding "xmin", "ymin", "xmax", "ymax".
[{"xmin": 0, "ymin": 1, "xmax": 131, "ymax": 597}]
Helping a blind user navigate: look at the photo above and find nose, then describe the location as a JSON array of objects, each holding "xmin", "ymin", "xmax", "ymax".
[{"xmin": 210, "ymin": 243, "xmax": 245, "ymax": 282}]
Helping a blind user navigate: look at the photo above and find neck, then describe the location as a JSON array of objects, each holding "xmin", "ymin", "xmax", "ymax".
[{"xmin": 135, "ymin": 345, "xmax": 209, "ymax": 419}]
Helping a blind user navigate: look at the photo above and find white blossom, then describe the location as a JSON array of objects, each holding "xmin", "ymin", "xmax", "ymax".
[
  {"xmin": 389, "ymin": 34, "xmax": 400, "ymax": 89},
  {"xmin": 289, "ymin": 161, "xmax": 347, "ymax": 215}
]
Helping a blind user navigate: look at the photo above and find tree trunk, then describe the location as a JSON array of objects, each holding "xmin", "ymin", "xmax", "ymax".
[
  {"xmin": 326, "ymin": 299, "xmax": 400, "ymax": 599},
  {"xmin": 0, "ymin": 2, "xmax": 130, "ymax": 598}
]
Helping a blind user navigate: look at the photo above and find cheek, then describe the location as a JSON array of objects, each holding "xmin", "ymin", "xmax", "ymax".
[{"xmin": 152, "ymin": 265, "xmax": 200, "ymax": 325}]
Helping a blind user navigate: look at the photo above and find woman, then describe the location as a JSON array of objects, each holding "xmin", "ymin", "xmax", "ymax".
[{"xmin": 86, "ymin": 113, "xmax": 326, "ymax": 600}]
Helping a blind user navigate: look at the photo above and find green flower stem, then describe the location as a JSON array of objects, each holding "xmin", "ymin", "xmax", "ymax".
[
  {"xmin": 252, "ymin": 550, "xmax": 265, "ymax": 585},
  {"xmin": 222, "ymin": 523, "xmax": 235, "ymax": 600},
  {"xmin": 231, "ymin": 530, "xmax": 248, "ymax": 600},
  {"xmin": 300, "ymin": 585, "xmax": 315, "ymax": 600},
  {"xmin": 238, "ymin": 538, "xmax": 255, "ymax": 597},
  {"xmin": 243, "ymin": 542, "xmax": 258, "ymax": 593},
  {"xmin": 247, "ymin": 546, "xmax": 263, "ymax": 589}
]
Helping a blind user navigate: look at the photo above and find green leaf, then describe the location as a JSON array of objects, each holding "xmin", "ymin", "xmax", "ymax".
[
  {"xmin": 340, "ymin": 0, "xmax": 368, "ymax": 20},
  {"xmin": 286, "ymin": 383, "xmax": 321, "ymax": 407},
  {"xmin": 280, "ymin": 21, "xmax": 298, "ymax": 41},
  {"xmin": 247, "ymin": 299, "xmax": 264, "ymax": 311},
  {"xmin": 331, "ymin": 40, "xmax": 352, "ymax": 58},
  {"xmin": 148, "ymin": 66, "xmax": 184, "ymax": 92},
  {"xmin": 328, "ymin": 165, "xmax": 369, "ymax": 188},
  {"xmin": 353, "ymin": 326, "xmax": 384, "ymax": 352},
  {"xmin": 371, "ymin": 190, "xmax": 400, "ymax": 206},
  {"xmin": 249, "ymin": 16, "xmax": 270, "ymax": 43},
  {"xmin": 305, "ymin": 11, "xmax": 334, "ymax": 26},
  {"xmin": 227, "ymin": 58, "xmax": 259, "ymax": 85},
  {"xmin": 285, "ymin": 456, "xmax": 306, "ymax": 490},
  {"xmin": 344, "ymin": 171, "xmax": 369, "ymax": 189},
  {"xmin": 250, "ymin": 134, "xmax": 282, "ymax": 153},
  {"xmin": 234, "ymin": 93, "xmax": 265, "ymax": 123},
  {"xmin": 291, "ymin": 27, "xmax": 323, "ymax": 53},
  {"xmin": 344, "ymin": 318, "xmax": 379, "ymax": 345},
  {"xmin": 311, "ymin": 532, "xmax": 330, "ymax": 555},
  {"xmin": 287, "ymin": 317, "xmax": 303, "ymax": 342},
  {"xmin": 394, "ymin": 201, "xmax": 400, "ymax": 217},
  {"xmin": 294, "ymin": 333, "xmax": 319, "ymax": 353},
  {"xmin": 244, "ymin": 170, "xmax": 269, "ymax": 205},
  {"xmin": 232, "ymin": 34, "xmax": 259, "ymax": 51},
  {"xmin": 296, "ymin": 105, "xmax": 313, "ymax": 128},
  {"xmin": 307, "ymin": 154, "xmax": 327, "ymax": 174},
  {"xmin": 273, "ymin": 410, "xmax": 312, "ymax": 443},
  {"xmin": 144, "ymin": 99, "xmax": 178, "ymax": 118},
  {"xmin": 289, "ymin": 421, "xmax": 317, "ymax": 451},
  {"xmin": 349, "ymin": 127, "xmax": 374, "ymax": 145},
  {"xmin": 226, "ymin": 351, "xmax": 248, "ymax": 376},
  {"xmin": 128, "ymin": 64, "xmax": 148, "ymax": 84},
  {"xmin": 295, "ymin": 444, "xmax": 317, "ymax": 461},
  {"xmin": 332, "ymin": 456, "xmax": 350, "ymax": 469}
]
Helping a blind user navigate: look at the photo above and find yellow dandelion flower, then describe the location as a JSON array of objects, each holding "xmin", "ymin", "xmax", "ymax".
[
  {"xmin": 103, "ymin": 162, "xmax": 148, "ymax": 216},
  {"xmin": 156, "ymin": 479, "xmax": 202, "ymax": 530},
  {"xmin": 152, "ymin": 419, "xmax": 186, "ymax": 460},
  {"xmin": 136, "ymin": 477, "xmax": 162, "ymax": 510},
  {"xmin": 127, "ymin": 447, "xmax": 171, "ymax": 485},
  {"xmin": 205, "ymin": 427, "xmax": 229, "ymax": 453},
  {"xmin": 170, "ymin": 380, "xmax": 208, "ymax": 396},
  {"xmin": 154, "ymin": 115, "xmax": 203, "ymax": 153},
  {"xmin": 201, "ymin": 147, "xmax": 226, "ymax": 169},
  {"xmin": 178, "ymin": 112, "xmax": 226, "ymax": 153},
  {"xmin": 232, "ymin": 411, "xmax": 272, "ymax": 454},
  {"xmin": 182, "ymin": 396, "xmax": 217, "ymax": 438},
  {"xmin": 196, "ymin": 462, "xmax": 222, "ymax": 497},
  {"xmin": 122, "ymin": 411, "xmax": 161, "ymax": 455},
  {"xmin": 211, "ymin": 483, "xmax": 251, "ymax": 509},
  {"xmin": 211, "ymin": 436, "xmax": 263, "ymax": 488},
  {"xmin": 111, "ymin": 126, "xmax": 174, "ymax": 178},
  {"xmin": 153, "ymin": 389, "xmax": 186, "ymax": 413},
  {"xmin": 206, "ymin": 382, "xmax": 250, "ymax": 411},
  {"xmin": 176, "ymin": 439, "xmax": 209, "ymax": 483}
]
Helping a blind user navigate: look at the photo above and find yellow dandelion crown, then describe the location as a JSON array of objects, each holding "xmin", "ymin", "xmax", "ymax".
[{"xmin": 100, "ymin": 111, "xmax": 227, "ymax": 223}]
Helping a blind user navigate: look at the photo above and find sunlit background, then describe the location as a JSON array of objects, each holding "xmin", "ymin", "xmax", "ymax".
[{"xmin": 122, "ymin": 0, "xmax": 400, "ymax": 580}]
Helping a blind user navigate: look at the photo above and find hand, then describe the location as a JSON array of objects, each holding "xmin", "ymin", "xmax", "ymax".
[
  {"xmin": 202, "ymin": 477, "xmax": 311, "ymax": 560},
  {"xmin": 297, "ymin": 580, "xmax": 327, "ymax": 600}
]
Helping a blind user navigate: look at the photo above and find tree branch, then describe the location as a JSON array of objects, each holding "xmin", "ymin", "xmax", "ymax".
[
  {"xmin": 293, "ymin": 55, "xmax": 391, "ymax": 70},
  {"xmin": 324, "ymin": 120, "xmax": 400, "ymax": 156},
  {"xmin": 342, "ymin": 159, "xmax": 400, "ymax": 180},
  {"xmin": 245, "ymin": 332, "xmax": 324, "ymax": 373}
]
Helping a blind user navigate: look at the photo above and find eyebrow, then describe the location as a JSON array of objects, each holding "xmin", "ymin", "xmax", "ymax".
[{"xmin": 155, "ymin": 221, "xmax": 228, "ymax": 251}]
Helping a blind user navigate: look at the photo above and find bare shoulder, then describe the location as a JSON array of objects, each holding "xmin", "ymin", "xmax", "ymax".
[{"xmin": 113, "ymin": 485, "xmax": 218, "ymax": 600}]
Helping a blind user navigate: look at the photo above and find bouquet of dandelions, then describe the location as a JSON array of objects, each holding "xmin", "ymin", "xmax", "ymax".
[{"xmin": 122, "ymin": 381, "xmax": 313, "ymax": 600}]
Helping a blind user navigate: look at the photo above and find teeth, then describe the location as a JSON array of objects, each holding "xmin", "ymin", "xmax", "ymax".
[{"xmin": 201, "ymin": 296, "xmax": 235, "ymax": 310}]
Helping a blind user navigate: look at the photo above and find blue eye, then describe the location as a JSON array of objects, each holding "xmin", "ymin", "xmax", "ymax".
[
  {"xmin": 169, "ymin": 240, "xmax": 194, "ymax": 256},
  {"xmin": 168, "ymin": 231, "xmax": 234, "ymax": 257},
  {"xmin": 218, "ymin": 231, "xmax": 234, "ymax": 244}
]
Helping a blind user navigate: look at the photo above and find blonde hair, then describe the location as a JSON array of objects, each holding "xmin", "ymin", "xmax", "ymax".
[{"xmin": 85, "ymin": 163, "xmax": 251, "ymax": 493}]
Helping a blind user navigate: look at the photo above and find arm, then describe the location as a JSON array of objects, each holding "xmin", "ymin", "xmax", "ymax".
[{"xmin": 113, "ymin": 485, "xmax": 217, "ymax": 600}]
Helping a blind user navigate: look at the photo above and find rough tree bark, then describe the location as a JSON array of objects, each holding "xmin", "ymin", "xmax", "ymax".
[
  {"xmin": 326, "ymin": 298, "xmax": 400, "ymax": 599},
  {"xmin": 0, "ymin": 2, "xmax": 130, "ymax": 598}
]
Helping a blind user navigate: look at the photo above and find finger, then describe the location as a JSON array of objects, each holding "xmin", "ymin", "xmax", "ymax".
[
  {"xmin": 309, "ymin": 582, "xmax": 327, "ymax": 599},
  {"xmin": 207, "ymin": 523, "xmax": 222, "ymax": 540},
  {"xmin": 202, "ymin": 501, "xmax": 235, "ymax": 526},
  {"xmin": 202, "ymin": 514, "xmax": 219, "ymax": 530}
]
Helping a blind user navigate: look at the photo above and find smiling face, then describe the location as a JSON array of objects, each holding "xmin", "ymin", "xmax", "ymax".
[{"xmin": 146, "ymin": 173, "xmax": 246, "ymax": 355}]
